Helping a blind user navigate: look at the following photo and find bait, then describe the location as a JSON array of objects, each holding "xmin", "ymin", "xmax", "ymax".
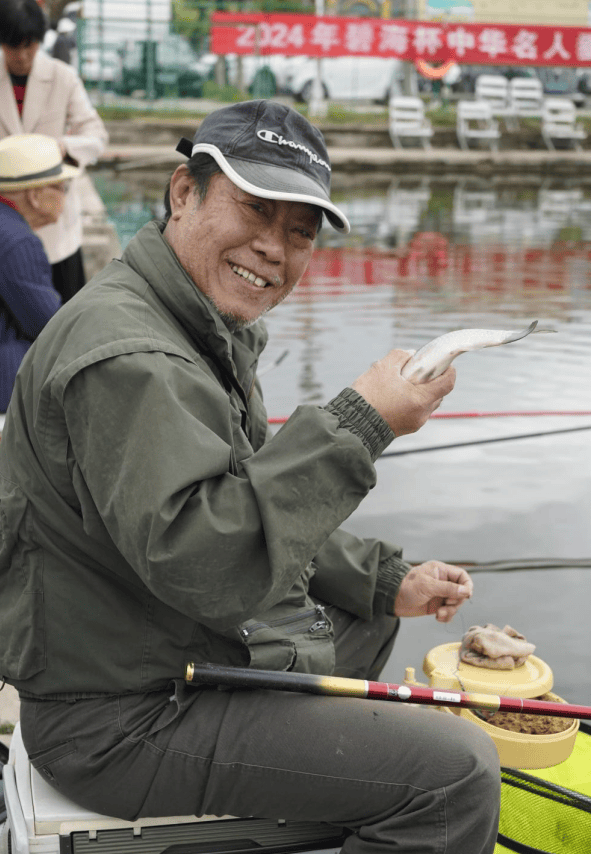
[{"xmin": 401, "ymin": 321, "xmax": 549, "ymax": 384}]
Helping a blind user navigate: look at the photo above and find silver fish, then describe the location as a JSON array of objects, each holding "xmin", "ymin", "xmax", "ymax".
[{"xmin": 401, "ymin": 321, "xmax": 549, "ymax": 384}]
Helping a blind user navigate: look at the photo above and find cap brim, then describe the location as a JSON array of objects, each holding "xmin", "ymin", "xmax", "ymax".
[
  {"xmin": 190, "ymin": 142, "xmax": 350, "ymax": 234},
  {"xmin": 0, "ymin": 161, "xmax": 80, "ymax": 192}
]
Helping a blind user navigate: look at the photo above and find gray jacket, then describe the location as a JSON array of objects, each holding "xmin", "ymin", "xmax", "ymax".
[{"xmin": 0, "ymin": 222, "xmax": 411, "ymax": 698}]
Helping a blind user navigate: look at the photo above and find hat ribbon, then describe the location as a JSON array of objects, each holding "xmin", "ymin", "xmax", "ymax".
[{"xmin": 0, "ymin": 163, "xmax": 64, "ymax": 183}]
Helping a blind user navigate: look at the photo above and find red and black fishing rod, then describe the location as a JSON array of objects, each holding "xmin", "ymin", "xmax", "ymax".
[{"xmin": 185, "ymin": 662, "xmax": 590, "ymax": 721}]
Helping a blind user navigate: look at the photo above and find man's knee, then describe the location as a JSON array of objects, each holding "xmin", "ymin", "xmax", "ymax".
[{"xmin": 451, "ymin": 715, "xmax": 501, "ymax": 802}]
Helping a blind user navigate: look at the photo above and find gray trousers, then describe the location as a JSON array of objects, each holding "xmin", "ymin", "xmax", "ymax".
[{"xmin": 20, "ymin": 607, "xmax": 500, "ymax": 854}]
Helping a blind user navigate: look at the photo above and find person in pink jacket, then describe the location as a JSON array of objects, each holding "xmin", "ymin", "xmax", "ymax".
[{"xmin": 0, "ymin": 0, "xmax": 108, "ymax": 301}]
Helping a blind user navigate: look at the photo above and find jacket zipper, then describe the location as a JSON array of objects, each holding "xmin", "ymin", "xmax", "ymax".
[{"xmin": 240, "ymin": 605, "xmax": 328, "ymax": 639}]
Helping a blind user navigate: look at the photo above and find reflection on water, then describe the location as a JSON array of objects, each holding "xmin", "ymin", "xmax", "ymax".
[
  {"xmin": 319, "ymin": 177, "xmax": 591, "ymax": 251},
  {"xmin": 96, "ymin": 172, "xmax": 591, "ymax": 702},
  {"xmin": 260, "ymin": 177, "xmax": 591, "ymax": 417},
  {"xmin": 92, "ymin": 173, "xmax": 166, "ymax": 250}
]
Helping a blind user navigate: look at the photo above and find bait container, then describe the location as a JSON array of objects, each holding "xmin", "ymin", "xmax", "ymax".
[{"xmin": 405, "ymin": 642, "xmax": 579, "ymax": 769}]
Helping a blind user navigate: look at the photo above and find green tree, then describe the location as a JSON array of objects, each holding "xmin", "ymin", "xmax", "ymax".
[
  {"xmin": 171, "ymin": 0, "xmax": 315, "ymax": 52},
  {"xmin": 44, "ymin": 0, "xmax": 73, "ymax": 26}
]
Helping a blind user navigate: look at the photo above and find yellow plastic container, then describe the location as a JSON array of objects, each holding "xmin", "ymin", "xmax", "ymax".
[{"xmin": 405, "ymin": 642, "xmax": 579, "ymax": 769}]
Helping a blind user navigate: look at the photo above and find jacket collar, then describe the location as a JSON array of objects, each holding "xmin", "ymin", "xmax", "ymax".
[
  {"xmin": 0, "ymin": 193, "xmax": 19, "ymax": 212},
  {"xmin": 0, "ymin": 48, "xmax": 55, "ymax": 135},
  {"xmin": 0, "ymin": 50, "xmax": 23, "ymax": 135},
  {"xmin": 122, "ymin": 221, "xmax": 268, "ymax": 392},
  {"xmin": 21, "ymin": 50, "xmax": 54, "ymax": 131}
]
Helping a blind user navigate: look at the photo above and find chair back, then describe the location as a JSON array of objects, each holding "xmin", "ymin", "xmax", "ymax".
[
  {"xmin": 389, "ymin": 96, "xmax": 426, "ymax": 128},
  {"xmin": 542, "ymin": 96, "xmax": 577, "ymax": 127},
  {"xmin": 456, "ymin": 100, "xmax": 500, "ymax": 150},
  {"xmin": 509, "ymin": 77, "xmax": 544, "ymax": 114},
  {"xmin": 541, "ymin": 96, "xmax": 586, "ymax": 149},
  {"xmin": 457, "ymin": 100, "xmax": 494, "ymax": 123},
  {"xmin": 475, "ymin": 74, "xmax": 509, "ymax": 112}
]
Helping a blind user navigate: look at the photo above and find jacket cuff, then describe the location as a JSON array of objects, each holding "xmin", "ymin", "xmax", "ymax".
[
  {"xmin": 325, "ymin": 388, "xmax": 394, "ymax": 463},
  {"xmin": 374, "ymin": 554, "xmax": 413, "ymax": 616}
]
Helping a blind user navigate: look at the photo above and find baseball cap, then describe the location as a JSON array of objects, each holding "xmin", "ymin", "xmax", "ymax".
[
  {"xmin": 0, "ymin": 133, "xmax": 80, "ymax": 193},
  {"xmin": 176, "ymin": 100, "xmax": 350, "ymax": 233}
]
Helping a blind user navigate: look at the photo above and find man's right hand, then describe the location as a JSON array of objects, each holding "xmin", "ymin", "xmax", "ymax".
[{"xmin": 351, "ymin": 349, "xmax": 455, "ymax": 436}]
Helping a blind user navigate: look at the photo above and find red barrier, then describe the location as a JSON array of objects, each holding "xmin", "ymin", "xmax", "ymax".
[
  {"xmin": 267, "ymin": 412, "xmax": 591, "ymax": 425},
  {"xmin": 297, "ymin": 244, "xmax": 591, "ymax": 294}
]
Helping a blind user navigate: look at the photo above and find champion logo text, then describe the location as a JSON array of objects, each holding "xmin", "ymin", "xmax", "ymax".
[{"xmin": 256, "ymin": 129, "xmax": 331, "ymax": 172}]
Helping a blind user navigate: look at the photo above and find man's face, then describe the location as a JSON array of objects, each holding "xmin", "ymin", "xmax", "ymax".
[
  {"xmin": 30, "ymin": 181, "xmax": 69, "ymax": 227},
  {"xmin": 166, "ymin": 171, "xmax": 319, "ymax": 330},
  {"xmin": 2, "ymin": 41, "xmax": 40, "ymax": 76}
]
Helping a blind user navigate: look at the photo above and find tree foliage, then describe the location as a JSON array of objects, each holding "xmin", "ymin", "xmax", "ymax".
[
  {"xmin": 171, "ymin": 0, "xmax": 315, "ymax": 51},
  {"xmin": 43, "ymin": 0, "xmax": 72, "ymax": 26}
]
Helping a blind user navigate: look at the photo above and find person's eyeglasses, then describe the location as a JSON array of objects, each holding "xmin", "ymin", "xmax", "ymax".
[{"xmin": 45, "ymin": 180, "xmax": 72, "ymax": 194}]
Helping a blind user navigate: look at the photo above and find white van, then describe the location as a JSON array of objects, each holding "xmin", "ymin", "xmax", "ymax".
[{"xmin": 285, "ymin": 56, "xmax": 405, "ymax": 103}]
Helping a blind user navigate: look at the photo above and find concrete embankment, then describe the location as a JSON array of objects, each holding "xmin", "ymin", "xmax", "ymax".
[
  {"xmin": 98, "ymin": 140, "xmax": 591, "ymax": 179},
  {"xmin": 98, "ymin": 116, "xmax": 591, "ymax": 179}
]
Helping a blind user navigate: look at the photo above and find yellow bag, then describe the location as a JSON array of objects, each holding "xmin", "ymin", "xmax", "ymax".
[{"xmin": 494, "ymin": 722, "xmax": 591, "ymax": 854}]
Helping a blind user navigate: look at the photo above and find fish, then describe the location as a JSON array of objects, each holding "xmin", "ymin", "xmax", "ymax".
[{"xmin": 401, "ymin": 321, "xmax": 552, "ymax": 384}]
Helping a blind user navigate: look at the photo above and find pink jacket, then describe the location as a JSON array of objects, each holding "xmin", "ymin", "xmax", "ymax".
[{"xmin": 0, "ymin": 49, "xmax": 108, "ymax": 264}]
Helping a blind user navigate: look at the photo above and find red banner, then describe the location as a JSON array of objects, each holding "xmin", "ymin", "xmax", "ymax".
[{"xmin": 211, "ymin": 12, "xmax": 591, "ymax": 67}]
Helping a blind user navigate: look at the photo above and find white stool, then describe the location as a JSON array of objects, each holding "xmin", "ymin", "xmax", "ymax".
[{"xmin": 1, "ymin": 723, "xmax": 345, "ymax": 854}]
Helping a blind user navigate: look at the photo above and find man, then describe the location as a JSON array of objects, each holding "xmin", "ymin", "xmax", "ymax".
[
  {"xmin": 0, "ymin": 0, "xmax": 108, "ymax": 301},
  {"xmin": 0, "ymin": 101, "xmax": 500, "ymax": 853},
  {"xmin": 51, "ymin": 17, "xmax": 78, "ymax": 67},
  {"xmin": 0, "ymin": 132, "xmax": 78, "ymax": 414}
]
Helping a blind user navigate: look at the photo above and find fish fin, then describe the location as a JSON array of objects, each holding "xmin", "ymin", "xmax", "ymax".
[{"xmin": 502, "ymin": 320, "xmax": 538, "ymax": 344}]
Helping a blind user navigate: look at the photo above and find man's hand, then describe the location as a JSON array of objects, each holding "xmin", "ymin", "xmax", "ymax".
[
  {"xmin": 350, "ymin": 349, "xmax": 455, "ymax": 436},
  {"xmin": 394, "ymin": 561, "xmax": 473, "ymax": 623}
]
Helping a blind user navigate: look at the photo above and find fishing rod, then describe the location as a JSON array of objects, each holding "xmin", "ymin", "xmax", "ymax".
[
  {"xmin": 185, "ymin": 663, "xmax": 591, "ymax": 721},
  {"xmin": 267, "ymin": 413, "xmax": 591, "ymax": 455},
  {"xmin": 457, "ymin": 558, "xmax": 591, "ymax": 573},
  {"xmin": 379, "ymin": 422, "xmax": 591, "ymax": 457},
  {"xmin": 267, "ymin": 411, "xmax": 591, "ymax": 424}
]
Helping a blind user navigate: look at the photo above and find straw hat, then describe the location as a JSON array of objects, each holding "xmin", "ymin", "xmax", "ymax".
[{"xmin": 0, "ymin": 134, "xmax": 80, "ymax": 193}]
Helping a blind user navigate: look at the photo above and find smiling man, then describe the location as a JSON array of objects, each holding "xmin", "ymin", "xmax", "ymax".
[
  {"xmin": 0, "ymin": 101, "xmax": 500, "ymax": 854},
  {"xmin": 165, "ymin": 102, "xmax": 344, "ymax": 331},
  {"xmin": 165, "ymin": 173, "xmax": 318, "ymax": 329}
]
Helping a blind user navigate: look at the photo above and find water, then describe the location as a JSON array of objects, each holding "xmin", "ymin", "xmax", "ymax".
[{"xmin": 96, "ymin": 171, "xmax": 591, "ymax": 704}]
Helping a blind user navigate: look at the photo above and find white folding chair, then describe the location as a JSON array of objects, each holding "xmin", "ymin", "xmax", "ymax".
[
  {"xmin": 456, "ymin": 100, "xmax": 501, "ymax": 151},
  {"xmin": 475, "ymin": 74, "xmax": 511, "ymax": 117},
  {"xmin": 508, "ymin": 77, "xmax": 544, "ymax": 128},
  {"xmin": 541, "ymin": 97, "xmax": 587, "ymax": 151},
  {"xmin": 388, "ymin": 96, "xmax": 433, "ymax": 150}
]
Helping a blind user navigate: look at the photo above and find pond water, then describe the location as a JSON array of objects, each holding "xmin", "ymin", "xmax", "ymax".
[{"xmin": 95, "ymin": 171, "xmax": 591, "ymax": 705}]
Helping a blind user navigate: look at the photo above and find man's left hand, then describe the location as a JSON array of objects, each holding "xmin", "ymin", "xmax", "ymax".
[{"xmin": 394, "ymin": 561, "xmax": 473, "ymax": 623}]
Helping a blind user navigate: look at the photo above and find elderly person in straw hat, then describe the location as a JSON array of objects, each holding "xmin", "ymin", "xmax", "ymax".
[
  {"xmin": 0, "ymin": 132, "xmax": 79, "ymax": 414},
  {"xmin": 0, "ymin": 102, "xmax": 499, "ymax": 853}
]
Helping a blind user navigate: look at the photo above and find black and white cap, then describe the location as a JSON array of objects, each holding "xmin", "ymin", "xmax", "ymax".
[{"xmin": 176, "ymin": 100, "xmax": 350, "ymax": 233}]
